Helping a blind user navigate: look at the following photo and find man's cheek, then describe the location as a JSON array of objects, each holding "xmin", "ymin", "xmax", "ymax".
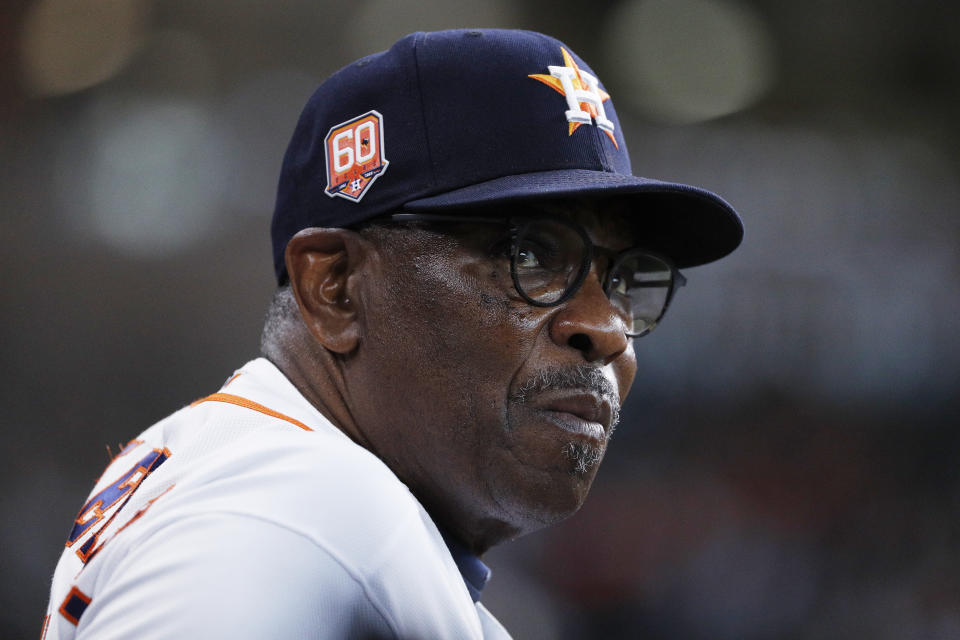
[{"xmin": 613, "ymin": 343, "xmax": 637, "ymax": 401}]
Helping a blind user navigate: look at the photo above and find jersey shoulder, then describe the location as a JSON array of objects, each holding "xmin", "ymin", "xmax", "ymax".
[
  {"xmin": 45, "ymin": 359, "xmax": 483, "ymax": 639},
  {"xmin": 163, "ymin": 418, "xmax": 429, "ymax": 549}
]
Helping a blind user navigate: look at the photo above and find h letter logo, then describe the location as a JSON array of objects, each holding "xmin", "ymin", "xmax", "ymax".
[
  {"xmin": 529, "ymin": 48, "xmax": 618, "ymax": 148},
  {"xmin": 548, "ymin": 65, "xmax": 613, "ymax": 134}
]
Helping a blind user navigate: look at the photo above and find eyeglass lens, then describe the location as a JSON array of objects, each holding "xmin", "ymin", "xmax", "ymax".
[
  {"xmin": 608, "ymin": 252, "xmax": 673, "ymax": 335},
  {"xmin": 511, "ymin": 219, "xmax": 675, "ymax": 336},
  {"xmin": 511, "ymin": 218, "xmax": 588, "ymax": 304}
]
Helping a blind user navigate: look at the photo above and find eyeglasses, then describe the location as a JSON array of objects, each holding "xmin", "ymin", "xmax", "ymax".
[{"xmin": 386, "ymin": 213, "xmax": 686, "ymax": 338}]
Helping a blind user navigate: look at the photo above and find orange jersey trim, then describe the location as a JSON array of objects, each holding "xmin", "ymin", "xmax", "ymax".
[
  {"xmin": 223, "ymin": 372, "xmax": 242, "ymax": 387},
  {"xmin": 190, "ymin": 393, "xmax": 314, "ymax": 432}
]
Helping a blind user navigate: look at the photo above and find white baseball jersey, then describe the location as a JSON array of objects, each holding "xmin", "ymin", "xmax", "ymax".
[{"xmin": 42, "ymin": 358, "xmax": 511, "ymax": 639}]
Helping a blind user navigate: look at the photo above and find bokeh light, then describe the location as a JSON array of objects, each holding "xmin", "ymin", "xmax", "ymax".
[
  {"xmin": 20, "ymin": 0, "xmax": 150, "ymax": 96},
  {"xmin": 603, "ymin": 0, "xmax": 775, "ymax": 123},
  {"xmin": 55, "ymin": 94, "xmax": 227, "ymax": 257}
]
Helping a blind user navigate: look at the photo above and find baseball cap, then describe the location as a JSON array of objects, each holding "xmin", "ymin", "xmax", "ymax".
[{"xmin": 271, "ymin": 28, "xmax": 743, "ymax": 283}]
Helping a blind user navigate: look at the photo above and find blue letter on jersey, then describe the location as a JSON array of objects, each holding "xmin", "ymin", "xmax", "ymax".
[{"xmin": 67, "ymin": 448, "xmax": 170, "ymax": 547}]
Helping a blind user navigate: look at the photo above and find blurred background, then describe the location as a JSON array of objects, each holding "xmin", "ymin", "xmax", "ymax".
[{"xmin": 2, "ymin": 0, "xmax": 958, "ymax": 637}]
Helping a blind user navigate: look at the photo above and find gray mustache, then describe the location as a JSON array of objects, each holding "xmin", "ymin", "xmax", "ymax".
[{"xmin": 510, "ymin": 365, "xmax": 621, "ymax": 433}]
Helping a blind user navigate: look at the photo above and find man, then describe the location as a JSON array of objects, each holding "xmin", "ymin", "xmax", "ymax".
[{"xmin": 43, "ymin": 29, "xmax": 741, "ymax": 638}]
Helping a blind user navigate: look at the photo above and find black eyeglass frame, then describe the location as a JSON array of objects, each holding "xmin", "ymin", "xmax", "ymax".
[{"xmin": 385, "ymin": 212, "xmax": 686, "ymax": 337}]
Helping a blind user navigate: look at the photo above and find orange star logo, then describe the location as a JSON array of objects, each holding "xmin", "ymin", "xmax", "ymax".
[{"xmin": 529, "ymin": 47, "xmax": 617, "ymax": 148}]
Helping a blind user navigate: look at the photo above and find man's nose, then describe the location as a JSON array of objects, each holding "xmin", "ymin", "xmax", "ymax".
[{"xmin": 548, "ymin": 273, "xmax": 629, "ymax": 364}]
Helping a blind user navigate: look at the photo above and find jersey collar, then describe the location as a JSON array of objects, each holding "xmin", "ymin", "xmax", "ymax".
[{"xmin": 438, "ymin": 528, "xmax": 492, "ymax": 603}]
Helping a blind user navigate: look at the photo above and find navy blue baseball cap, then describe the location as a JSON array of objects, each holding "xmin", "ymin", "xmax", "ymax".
[{"xmin": 272, "ymin": 28, "xmax": 743, "ymax": 283}]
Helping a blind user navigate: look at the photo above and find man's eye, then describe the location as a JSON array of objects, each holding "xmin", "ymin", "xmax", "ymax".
[
  {"xmin": 515, "ymin": 247, "xmax": 541, "ymax": 268},
  {"xmin": 609, "ymin": 273, "xmax": 629, "ymax": 295}
]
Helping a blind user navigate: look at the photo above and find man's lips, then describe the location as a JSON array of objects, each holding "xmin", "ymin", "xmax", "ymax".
[{"xmin": 526, "ymin": 391, "xmax": 612, "ymax": 440}]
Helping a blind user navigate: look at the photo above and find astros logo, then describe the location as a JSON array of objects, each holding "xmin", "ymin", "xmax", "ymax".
[
  {"xmin": 529, "ymin": 48, "xmax": 617, "ymax": 149},
  {"xmin": 325, "ymin": 110, "xmax": 389, "ymax": 202}
]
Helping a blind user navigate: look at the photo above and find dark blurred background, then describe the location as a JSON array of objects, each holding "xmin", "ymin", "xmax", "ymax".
[{"xmin": 2, "ymin": 1, "xmax": 958, "ymax": 638}]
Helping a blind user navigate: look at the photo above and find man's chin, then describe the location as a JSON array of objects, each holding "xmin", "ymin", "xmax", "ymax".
[
  {"xmin": 562, "ymin": 439, "xmax": 606, "ymax": 475},
  {"xmin": 488, "ymin": 450, "xmax": 603, "ymax": 535}
]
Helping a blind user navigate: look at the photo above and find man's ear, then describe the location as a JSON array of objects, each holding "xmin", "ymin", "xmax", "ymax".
[{"xmin": 285, "ymin": 227, "xmax": 369, "ymax": 354}]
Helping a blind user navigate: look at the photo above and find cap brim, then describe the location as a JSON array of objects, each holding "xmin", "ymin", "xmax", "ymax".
[{"xmin": 403, "ymin": 169, "xmax": 743, "ymax": 268}]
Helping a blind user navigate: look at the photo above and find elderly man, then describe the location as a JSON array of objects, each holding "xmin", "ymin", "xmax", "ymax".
[{"xmin": 43, "ymin": 29, "xmax": 741, "ymax": 639}]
